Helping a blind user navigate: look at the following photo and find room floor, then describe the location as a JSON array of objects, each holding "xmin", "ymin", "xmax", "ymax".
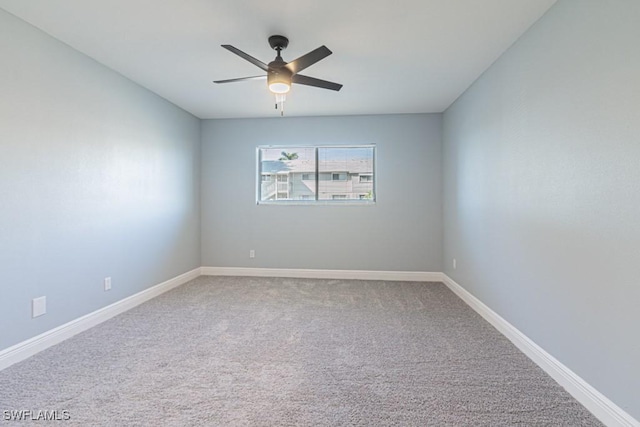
[{"xmin": 0, "ymin": 276, "xmax": 601, "ymax": 426}]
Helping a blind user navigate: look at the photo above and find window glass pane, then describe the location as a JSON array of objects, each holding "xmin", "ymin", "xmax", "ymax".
[
  {"xmin": 259, "ymin": 147, "xmax": 315, "ymax": 201},
  {"xmin": 318, "ymin": 147, "xmax": 374, "ymax": 200}
]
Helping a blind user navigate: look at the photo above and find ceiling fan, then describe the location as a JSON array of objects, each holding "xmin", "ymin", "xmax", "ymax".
[{"xmin": 214, "ymin": 35, "xmax": 342, "ymax": 114}]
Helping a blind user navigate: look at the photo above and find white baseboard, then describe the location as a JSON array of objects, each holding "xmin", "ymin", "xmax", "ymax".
[
  {"xmin": 441, "ymin": 274, "xmax": 639, "ymax": 427},
  {"xmin": 0, "ymin": 267, "xmax": 201, "ymax": 372},
  {"xmin": 201, "ymin": 266, "xmax": 443, "ymax": 282}
]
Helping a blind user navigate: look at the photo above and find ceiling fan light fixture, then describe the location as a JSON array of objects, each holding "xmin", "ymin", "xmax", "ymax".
[{"xmin": 268, "ymin": 71, "xmax": 291, "ymax": 94}]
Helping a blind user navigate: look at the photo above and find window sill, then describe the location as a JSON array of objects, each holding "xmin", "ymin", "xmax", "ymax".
[{"xmin": 257, "ymin": 200, "xmax": 376, "ymax": 206}]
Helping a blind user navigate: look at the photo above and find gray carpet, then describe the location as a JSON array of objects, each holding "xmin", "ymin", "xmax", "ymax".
[{"xmin": 0, "ymin": 276, "xmax": 601, "ymax": 426}]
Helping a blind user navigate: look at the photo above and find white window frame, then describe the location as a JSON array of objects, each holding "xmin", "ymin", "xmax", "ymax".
[{"xmin": 256, "ymin": 145, "xmax": 376, "ymax": 205}]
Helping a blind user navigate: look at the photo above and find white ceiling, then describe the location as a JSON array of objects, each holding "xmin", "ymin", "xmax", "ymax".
[{"xmin": 0, "ymin": 0, "xmax": 556, "ymax": 119}]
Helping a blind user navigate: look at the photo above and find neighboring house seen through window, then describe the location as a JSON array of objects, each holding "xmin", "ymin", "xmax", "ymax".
[{"xmin": 257, "ymin": 145, "xmax": 375, "ymax": 203}]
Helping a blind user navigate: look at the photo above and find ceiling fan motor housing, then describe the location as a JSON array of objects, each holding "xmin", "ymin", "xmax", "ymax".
[{"xmin": 267, "ymin": 65, "xmax": 292, "ymax": 93}]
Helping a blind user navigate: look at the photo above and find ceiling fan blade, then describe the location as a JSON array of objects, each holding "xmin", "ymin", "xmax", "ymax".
[
  {"xmin": 214, "ymin": 76, "xmax": 267, "ymax": 84},
  {"xmin": 285, "ymin": 46, "xmax": 332, "ymax": 75},
  {"xmin": 292, "ymin": 74, "xmax": 343, "ymax": 91},
  {"xmin": 221, "ymin": 45, "xmax": 269, "ymax": 72}
]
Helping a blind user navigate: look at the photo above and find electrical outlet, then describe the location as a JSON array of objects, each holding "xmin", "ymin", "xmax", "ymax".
[
  {"xmin": 453, "ymin": 258, "xmax": 457, "ymax": 270},
  {"xmin": 104, "ymin": 277, "xmax": 112, "ymax": 291},
  {"xmin": 32, "ymin": 296, "xmax": 46, "ymax": 318},
  {"xmin": 249, "ymin": 250, "xmax": 255, "ymax": 259}
]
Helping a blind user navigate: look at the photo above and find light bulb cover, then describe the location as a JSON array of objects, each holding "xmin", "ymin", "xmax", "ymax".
[{"xmin": 269, "ymin": 82, "xmax": 290, "ymax": 94}]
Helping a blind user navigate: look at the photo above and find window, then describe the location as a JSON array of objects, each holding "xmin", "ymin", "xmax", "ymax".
[{"xmin": 257, "ymin": 145, "xmax": 375, "ymax": 204}]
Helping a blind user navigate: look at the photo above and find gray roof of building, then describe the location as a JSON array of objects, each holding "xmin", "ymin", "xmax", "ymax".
[{"xmin": 261, "ymin": 159, "xmax": 373, "ymax": 174}]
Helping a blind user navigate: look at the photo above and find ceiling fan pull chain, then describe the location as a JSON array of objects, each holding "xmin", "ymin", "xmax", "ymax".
[{"xmin": 275, "ymin": 93, "xmax": 286, "ymax": 116}]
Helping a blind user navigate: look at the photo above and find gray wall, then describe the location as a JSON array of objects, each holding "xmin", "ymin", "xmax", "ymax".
[
  {"xmin": 201, "ymin": 114, "xmax": 442, "ymax": 272},
  {"xmin": 0, "ymin": 10, "xmax": 201, "ymax": 350},
  {"xmin": 442, "ymin": 0, "xmax": 640, "ymax": 419}
]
